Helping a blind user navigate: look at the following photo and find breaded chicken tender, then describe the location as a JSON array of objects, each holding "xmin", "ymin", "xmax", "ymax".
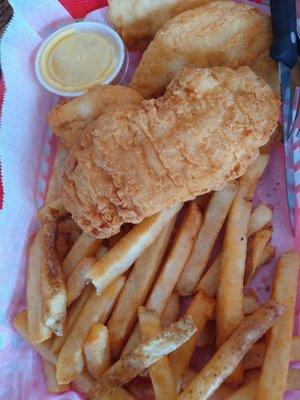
[
  {"xmin": 108, "ymin": 0, "xmax": 222, "ymax": 50},
  {"xmin": 47, "ymin": 85, "xmax": 143, "ymax": 150},
  {"xmin": 62, "ymin": 67, "xmax": 278, "ymax": 238},
  {"xmin": 130, "ymin": 0, "xmax": 278, "ymax": 98}
]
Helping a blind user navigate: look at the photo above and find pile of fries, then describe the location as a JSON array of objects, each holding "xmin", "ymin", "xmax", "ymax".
[{"xmin": 13, "ymin": 147, "xmax": 300, "ymax": 399}]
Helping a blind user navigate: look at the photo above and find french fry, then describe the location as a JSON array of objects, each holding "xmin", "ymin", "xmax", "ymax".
[
  {"xmin": 255, "ymin": 252, "xmax": 299, "ymax": 400},
  {"xmin": 108, "ymin": 220, "xmax": 175, "ymax": 359},
  {"xmin": 170, "ymin": 290, "xmax": 215, "ymax": 387},
  {"xmin": 179, "ymin": 302, "xmax": 282, "ymax": 400},
  {"xmin": 89, "ymin": 204, "xmax": 182, "ymax": 294},
  {"xmin": 121, "ymin": 323, "xmax": 142, "ymax": 356},
  {"xmin": 66, "ymin": 257, "xmax": 95, "ymax": 306},
  {"xmin": 209, "ymin": 296, "xmax": 259, "ymax": 321},
  {"xmin": 63, "ymin": 232, "xmax": 101, "ymax": 278},
  {"xmin": 286, "ymin": 368, "xmax": 300, "ymax": 391},
  {"xmin": 122, "ymin": 203, "xmax": 201, "ymax": 356},
  {"xmin": 216, "ymin": 156, "xmax": 269, "ymax": 383},
  {"xmin": 244, "ymin": 227, "xmax": 272, "ymax": 284},
  {"xmin": 244, "ymin": 336, "xmax": 300, "ymax": 370},
  {"xmin": 87, "ymin": 315, "xmax": 196, "ymax": 399},
  {"xmin": 216, "ymin": 190, "xmax": 252, "ymax": 348},
  {"xmin": 139, "ymin": 307, "xmax": 177, "ymax": 400},
  {"xmin": 147, "ymin": 202, "xmax": 201, "ymax": 313},
  {"xmin": 258, "ymin": 244, "xmax": 276, "ymax": 266},
  {"xmin": 176, "ymin": 182, "xmax": 237, "ymax": 296},
  {"xmin": 95, "ymin": 245, "xmax": 109, "ymax": 260},
  {"xmin": 39, "ymin": 207, "xmax": 67, "ymax": 336},
  {"xmin": 45, "ymin": 144, "xmax": 68, "ymax": 203},
  {"xmin": 198, "ymin": 201, "xmax": 273, "ymax": 297},
  {"xmin": 13, "ymin": 310, "xmax": 57, "ymax": 365},
  {"xmin": 226, "ymin": 369, "xmax": 300, "ymax": 399},
  {"xmin": 57, "ymin": 276, "xmax": 125, "ymax": 384},
  {"xmin": 51, "ymin": 285, "xmax": 93, "ymax": 353},
  {"xmin": 14, "ymin": 311, "xmax": 133, "ymax": 398},
  {"xmin": 161, "ymin": 292, "xmax": 180, "ymax": 329},
  {"xmin": 43, "ymin": 359, "xmax": 70, "ymax": 393},
  {"xmin": 26, "ymin": 230, "xmax": 52, "ymax": 343},
  {"xmin": 197, "ymin": 255, "xmax": 220, "ymax": 297},
  {"xmin": 181, "ymin": 371, "xmax": 235, "ymax": 399},
  {"xmin": 84, "ymin": 323, "xmax": 111, "ymax": 380},
  {"xmin": 247, "ymin": 203, "xmax": 272, "ymax": 237},
  {"xmin": 39, "ymin": 199, "xmax": 68, "ymax": 219}
]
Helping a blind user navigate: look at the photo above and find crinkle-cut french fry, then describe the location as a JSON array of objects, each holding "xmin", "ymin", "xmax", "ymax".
[
  {"xmin": 122, "ymin": 203, "xmax": 201, "ymax": 356},
  {"xmin": 84, "ymin": 323, "xmax": 111, "ymax": 380},
  {"xmin": 161, "ymin": 292, "xmax": 180, "ymax": 329},
  {"xmin": 63, "ymin": 232, "xmax": 101, "ymax": 278},
  {"xmin": 244, "ymin": 227, "xmax": 272, "ymax": 284},
  {"xmin": 13, "ymin": 310, "xmax": 132, "ymax": 398},
  {"xmin": 108, "ymin": 220, "xmax": 175, "ymax": 359},
  {"xmin": 139, "ymin": 307, "xmax": 177, "ymax": 400},
  {"xmin": 89, "ymin": 204, "xmax": 182, "ymax": 294},
  {"xmin": 26, "ymin": 230, "xmax": 52, "ymax": 343},
  {"xmin": 66, "ymin": 257, "xmax": 95, "ymax": 306},
  {"xmin": 179, "ymin": 302, "xmax": 282, "ymax": 400},
  {"xmin": 43, "ymin": 359, "xmax": 70, "ymax": 393},
  {"xmin": 57, "ymin": 276, "xmax": 125, "ymax": 384},
  {"xmin": 170, "ymin": 290, "xmax": 215, "ymax": 387},
  {"xmin": 88, "ymin": 315, "xmax": 196, "ymax": 399},
  {"xmin": 216, "ymin": 156, "xmax": 269, "ymax": 384},
  {"xmin": 247, "ymin": 203, "xmax": 272, "ymax": 237},
  {"xmin": 45, "ymin": 144, "xmax": 68, "ymax": 203},
  {"xmin": 51, "ymin": 285, "xmax": 93, "ymax": 354},
  {"xmin": 176, "ymin": 182, "xmax": 237, "ymax": 296},
  {"xmin": 39, "ymin": 206, "xmax": 67, "ymax": 336},
  {"xmin": 255, "ymin": 252, "xmax": 299, "ymax": 400}
]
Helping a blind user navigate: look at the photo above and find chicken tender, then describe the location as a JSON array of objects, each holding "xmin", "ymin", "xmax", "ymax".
[
  {"xmin": 130, "ymin": 0, "xmax": 278, "ymax": 98},
  {"xmin": 62, "ymin": 67, "xmax": 278, "ymax": 238},
  {"xmin": 47, "ymin": 85, "xmax": 143, "ymax": 150},
  {"xmin": 108, "ymin": 0, "xmax": 222, "ymax": 50}
]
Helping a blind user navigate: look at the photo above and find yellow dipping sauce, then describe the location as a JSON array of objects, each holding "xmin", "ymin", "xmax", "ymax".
[{"xmin": 40, "ymin": 29, "xmax": 118, "ymax": 93}]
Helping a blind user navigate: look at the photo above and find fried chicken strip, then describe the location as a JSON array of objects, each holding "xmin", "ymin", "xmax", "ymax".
[
  {"xmin": 108, "ymin": 0, "xmax": 223, "ymax": 50},
  {"xmin": 47, "ymin": 85, "xmax": 143, "ymax": 150},
  {"xmin": 130, "ymin": 0, "xmax": 278, "ymax": 98},
  {"xmin": 62, "ymin": 66, "xmax": 278, "ymax": 238}
]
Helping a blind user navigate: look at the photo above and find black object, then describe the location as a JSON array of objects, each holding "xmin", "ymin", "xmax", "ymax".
[{"xmin": 270, "ymin": 0, "xmax": 298, "ymax": 68}]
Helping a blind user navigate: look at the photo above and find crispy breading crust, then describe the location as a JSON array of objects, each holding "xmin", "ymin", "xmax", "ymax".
[
  {"xmin": 47, "ymin": 85, "xmax": 143, "ymax": 150},
  {"xmin": 62, "ymin": 66, "xmax": 278, "ymax": 238},
  {"xmin": 130, "ymin": 0, "xmax": 278, "ymax": 98}
]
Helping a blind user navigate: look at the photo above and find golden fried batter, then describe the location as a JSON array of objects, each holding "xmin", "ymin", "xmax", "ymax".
[
  {"xmin": 47, "ymin": 85, "xmax": 143, "ymax": 150},
  {"xmin": 130, "ymin": 1, "xmax": 278, "ymax": 98},
  {"xmin": 108, "ymin": 0, "xmax": 223, "ymax": 50},
  {"xmin": 63, "ymin": 67, "xmax": 278, "ymax": 238}
]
